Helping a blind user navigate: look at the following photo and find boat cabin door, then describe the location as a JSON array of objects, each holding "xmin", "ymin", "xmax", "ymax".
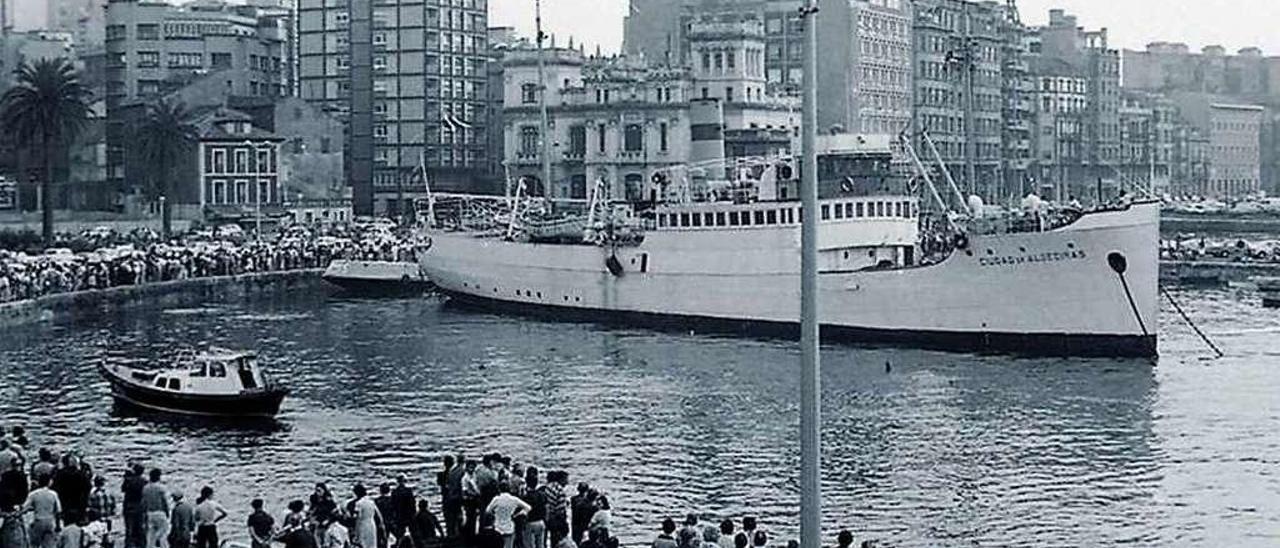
[{"xmin": 237, "ymin": 358, "xmax": 259, "ymax": 389}]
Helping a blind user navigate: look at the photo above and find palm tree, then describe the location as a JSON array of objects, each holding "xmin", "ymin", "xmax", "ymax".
[
  {"xmin": 134, "ymin": 98, "xmax": 198, "ymax": 238},
  {"xmin": 0, "ymin": 58, "xmax": 91, "ymax": 244}
]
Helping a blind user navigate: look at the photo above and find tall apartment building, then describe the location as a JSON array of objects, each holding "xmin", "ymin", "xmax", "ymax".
[
  {"xmin": 816, "ymin": 0, "xmax": 912, "ymax": 137},
  {"xmin": 1026, "ymin": 9, "xmax": 1120, "ymax": 199},
  {"xmin": 910, "ymin": 0, "xmax": 1001, "ymax": 198},
  {"xmin": 104, "ymin": 0, "xmax": 290, "ymax": 194},
  {"xmin": 298, "ymin": 0, "xmax": 488, "ymax": 215}
]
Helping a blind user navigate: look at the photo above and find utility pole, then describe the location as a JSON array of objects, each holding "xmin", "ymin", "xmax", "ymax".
[
  {"xmin": 535, "ymin": 0, "xmax": 553, "ymax": 198},
  {"xmin": 798, "ymin": 4, "xmax": 821, "ymax": 548}
]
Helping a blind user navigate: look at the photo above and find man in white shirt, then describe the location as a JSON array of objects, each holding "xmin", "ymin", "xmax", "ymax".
[{"xmin": 485, "ymin": 484, "xmax": 531, "ymax": 548}]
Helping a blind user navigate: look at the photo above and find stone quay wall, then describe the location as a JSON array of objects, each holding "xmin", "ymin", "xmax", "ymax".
[{"xmin": 0, "ymin": 269, "xmax": 324, "ymax": 328}]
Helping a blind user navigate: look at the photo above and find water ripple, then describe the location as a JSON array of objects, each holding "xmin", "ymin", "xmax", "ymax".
[{"xmin": 0, "ymin": 287, "xmax": 1277, "ymax": 545}]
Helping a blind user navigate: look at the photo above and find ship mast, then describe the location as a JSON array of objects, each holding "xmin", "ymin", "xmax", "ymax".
[
  {"xmin": 798, "ymin": 4, "xmax": 822, "ymax": 548},
  {"xmin": 535, "ymin": 0, "xmax": 553, "ymax": 199}
]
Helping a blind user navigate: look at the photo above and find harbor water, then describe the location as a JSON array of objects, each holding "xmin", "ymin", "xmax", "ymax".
[{"xmin": 1, "ymin": 284, "xmax": 1278, "ymax": 546}]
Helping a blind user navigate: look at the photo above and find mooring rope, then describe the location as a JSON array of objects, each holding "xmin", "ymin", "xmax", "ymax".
[{"xmin": 1161, "ymin": 285, "xmax": 1225, "ymax": 359}]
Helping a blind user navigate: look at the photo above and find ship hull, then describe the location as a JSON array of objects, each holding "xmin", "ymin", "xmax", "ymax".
[{"xmin": 421, "ymin": 202, "xmax": 1160, "ymax": 358}]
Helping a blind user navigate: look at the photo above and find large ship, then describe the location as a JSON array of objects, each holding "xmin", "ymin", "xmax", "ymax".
[{"xmin": 416, "ymin": 135, "xmax": 1160, "ymax": 358}]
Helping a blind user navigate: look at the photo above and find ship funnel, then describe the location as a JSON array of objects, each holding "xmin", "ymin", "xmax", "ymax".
[{"xmin": 689, "ymin": 98, "xmax": 726, "ymax": 180}]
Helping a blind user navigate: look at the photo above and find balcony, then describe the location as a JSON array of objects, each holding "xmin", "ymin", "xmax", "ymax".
[{"xmin": 562, "ymin": 150, "xmax": 585, "ymax": 162}]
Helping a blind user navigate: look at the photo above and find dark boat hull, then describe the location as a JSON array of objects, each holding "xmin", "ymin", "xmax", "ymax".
[
  {"xmin": 322, "ymin": 275, "xmax": 433, "ymax": 295},
  {"xmin": 441, "ymin": 288, "xmax": 1158, "ymax": 359},
  {"xmin": 99, "ymin": 365, "xmax": 288, "ymax": 417}
]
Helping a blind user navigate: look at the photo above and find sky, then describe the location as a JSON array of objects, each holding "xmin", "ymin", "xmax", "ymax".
[
  {"xmin": 10, "ymin": 0, "xmax": 1280, "ymax": 57},
  {"xmin": 490, "ymin": 0, "xmax": 1280, "ymax": 56}
]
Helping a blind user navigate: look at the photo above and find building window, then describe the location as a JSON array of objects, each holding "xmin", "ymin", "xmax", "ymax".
[
  {"xmin": 522, "ymin": 83, "xmax": 537, "ymax": 104},
  {"xmin": 235, "ymin": 180, "xmax": 248, "ymax": 204},
  {"xmin": 659, "ymin": 122, "xmax": 668, "ymax": 152},
  {"xmin": 568, "ymin": 125, "xmax": 586, "ymax": 156},
  {"xmin": 624, "ymin": 124, "xmax": 643, "ymax": 152},
  {"xmin": 725, "ymin": 87, "xmax": 733, "ymax": 102},
  {"xmin": 137, "ymin": 51, "xmax": 159, "ymax": 68},
  {"xmin": 597, "ymin": 125, "xmax": 606, "ymax": 153},
  {"xmin": 213, "ymin": 181, "xmax": 225, "ymax": 204},
  {"xmin": 234, "ymin": 150, "xmax": 248, "ymax": 174},
  {"xmin": 519, "ymin": 126, "xmax": 539, "ymax": 157},
  {"xmin": 136, "ymin": 24, "xmax": 159, "ymax": 40},
  {"xmin": 212, "ymin": 149, "xmax": 226, "ymax": 173}
]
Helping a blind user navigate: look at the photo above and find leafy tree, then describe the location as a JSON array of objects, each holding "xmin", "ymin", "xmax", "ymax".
[
  {"xmin": 135, "ymin": 97, "xmax": 198, "ymax": 238},
  {"xmin": 0, "ymin": 58, "xmax": 91, "ymax": 244}
]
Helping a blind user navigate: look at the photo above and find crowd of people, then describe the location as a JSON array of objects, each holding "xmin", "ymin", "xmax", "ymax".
[
  {"xmin": 0, "ymin": 222, "xmax": 416, "ymax": 304},
  {"xmin": 0, "ymin": 434, "xmax": 874, "ymax": 548}
]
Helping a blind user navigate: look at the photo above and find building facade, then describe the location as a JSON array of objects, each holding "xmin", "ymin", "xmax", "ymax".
[
  {"xmin": 104, "ymin": 0, "xmax": 291, "ymax": 198},
  {"xmin": 197, "ymin": 109, "xmax": 285, "ymax": 211},
  {"xmin": 503, "ymin": 19, "xmax": 794, "ymax": 202},
  {"xmin": 297, "ymin": 0, "xmax": 489, "ymax": 215},
  {"xmin": 627, "ymin": 0, "xmax": 806, "ymax": 94},
  {"xmin": 816, "ymin": 0, "xmax": 912, "ymax": 137},
  {"xmin": 1025, "ymin": 9, "xmax": 1120, "ymax": 200},
  {"xmin": 911, "ymin": 0, "xmax": 1001, "ymax": 198},
  {"xmin": 1171, "ymin": 93, "xmax": 1264, "ymax": 198}
]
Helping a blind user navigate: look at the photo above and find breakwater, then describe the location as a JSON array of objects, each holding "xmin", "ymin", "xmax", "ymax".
[
  {"xmin": 0, "ymin": 268, "xmax": 324, "ymax": 328},
  {"xmin": 1160, "ymin": 260, "xmax": 1280, "ymax": 285}
]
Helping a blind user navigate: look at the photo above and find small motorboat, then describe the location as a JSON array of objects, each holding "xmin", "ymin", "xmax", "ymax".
[
  {"xmin": 322, "ymin": 259, "xmax": 432, "ymax": 294},
  {"xmin": 99, "ymin": 349, "xmax": 289, "ymax": 417}
]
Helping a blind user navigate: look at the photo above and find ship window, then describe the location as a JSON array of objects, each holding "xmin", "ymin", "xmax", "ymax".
[
  {"xmin": 680, "ymin": 213, "xmax": 690, "ymax": 227},
  {"xmin": 767, "ymin": 210, "xmax": 777, "ymax": 224},
  {"xmin": 845, "ymin": 203, "xmax": 854, "ymax": 218},
  {"xmin": 658, "ymin": 215, "xmax": 666, "ymax": 228},
  {"xmin": 210, "ymin": 362, "xmax": 227, "ymax": 377},
  {"xmin": 788, "ymin": 209, "xmax": 795, "ymax": 224},
  {"xmin": 834, "ymin": 204, "xmax": 844, "ymax": 219},
  {"xmin": 692, "ymin": 213, "xmax": 702, "ymax": 227},
  {"xmin": 821, "ymin": 204, "xmax": 830, "ymax": 220},
  {"xmin": 191, "ymin": 364, "xmax": 207, "ymax": 377},
  {"xmin": 715, "ymin": 212, "xmax": 726, "ymax": 226},
  {"xmin": 856, "ymin": 202, "xmax": 864, "ymax": 217},
  {"xmin": 740, "ymin": 211, "xmax": 751, "ymax": 225},
  {"xmin": 877, "ymin": 202, "xmax": 886, "ymax": 217},
  {"xmin": 754, "ymin": 210, "xmax": 765, "ymax": 224},
  {"xmin": 703, "ymin": 212, "xmax": 714, "ymax": 226},
  {"xmin": 895, "ymin": 202, "xmax": 903, "ymax": 217},
  {"xmin": 729, "ymin": 211, "xmax": 739, "ymax": 226},
  {"xmin": 168, "ymin": 378, "xmax": 181, "ymax": 391},
  {"xmin": 154, "ymin": 377, "xmax": 167, "ymax": 388}
]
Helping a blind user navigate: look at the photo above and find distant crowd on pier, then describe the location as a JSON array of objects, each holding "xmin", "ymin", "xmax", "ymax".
[
  {"xmin": 0, "ymin": 432, "xmax": 875, "ymax": 548},
  {"xmin": 0, "ymin": 222, "xmax": 416, "ymax": 304}
]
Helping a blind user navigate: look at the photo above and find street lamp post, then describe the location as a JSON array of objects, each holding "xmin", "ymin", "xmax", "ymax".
[
  {"xmin": 245, "ymin": 140, "xmax": 270, "ymax": 242},
  {"xmin": 799, "ymin": 3, "xmax": 822, "ymax": 548}
]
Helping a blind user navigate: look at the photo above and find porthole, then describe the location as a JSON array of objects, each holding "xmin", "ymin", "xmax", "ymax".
[
  {"xmin": 537, "ymin": 292, "xmax": 543, "ymax": 299},
  {"xmin": 1019, "ymin": 247, "xmax": 1026, "ymax": 253},
  {"xmin": 986, "ymin": 249, "xmax": 994, "ymax": 255}
]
